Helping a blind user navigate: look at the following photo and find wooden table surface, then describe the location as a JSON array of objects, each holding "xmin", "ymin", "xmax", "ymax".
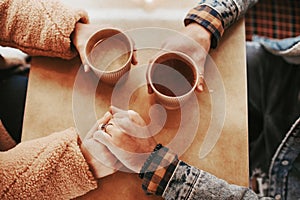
[{"xmin": 22, "ymin": 18, "xmax": 248, "ymax": 199}]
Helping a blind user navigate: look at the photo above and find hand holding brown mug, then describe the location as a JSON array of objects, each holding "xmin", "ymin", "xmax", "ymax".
[
  {"xmin": 156, "ymin": 23, "xmax": 212, "ymax": 92},
  {"xmin": 92, "ymin": 106, "xmax": 157, "ymax": 173}
]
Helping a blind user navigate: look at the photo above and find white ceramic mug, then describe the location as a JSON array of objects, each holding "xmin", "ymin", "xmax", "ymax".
[
  {"xmin": 84, "ymin": 28, "xmax": 134, "ymax": 85},
  {"xmin": 147, "ymin": 51, "xmax": 199, "ymax": 110}
]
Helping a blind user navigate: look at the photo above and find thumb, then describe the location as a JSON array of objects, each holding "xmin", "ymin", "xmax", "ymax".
[
  {"xmin": 196, "ymin": 76, "xmax": 204, "ymax": 92},
  {"xmin": 110, "ymin": 106, "xmax": 127, "ymax": 115}
]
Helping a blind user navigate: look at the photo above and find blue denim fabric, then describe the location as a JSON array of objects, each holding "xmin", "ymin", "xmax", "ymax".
[
  {"xmin": 251, "ymin": 28, "xmax": 300, "ymax": 199},
  {"xmin": 253, "ymin": 35, "xmax": 300, "ymax": 51},
  {"xmin": 163, "ymin": 161, "xmax": 259, "ymax": 199},
  {"xmin": 268, "ymin": 119, "xmax": 300, "ymax": 200},
  {"xmin": 253, "ymin": 35, "xmax": 300, "ymax": 64},
  {"xmin": 247, "ymin": 42, "xmax": 300, "ymax": 200}
]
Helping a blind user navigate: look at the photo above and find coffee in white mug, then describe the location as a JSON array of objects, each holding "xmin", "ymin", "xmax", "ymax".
[
  {"xmin": 147, "ymin": 51, "xmax": 199, "ymax": 110},
  {"xmin": 89, "ymin": 37, "xmax": 130, "ymax": 72},
  {"xmin": 84, "ymin": 28, "xmax": 133, "ymax": 85}
]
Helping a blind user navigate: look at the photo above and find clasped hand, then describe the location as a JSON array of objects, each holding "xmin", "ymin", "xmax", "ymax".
[{"xmin": 81, "ymin": 106, "xmax": 157, "ymax": 178}]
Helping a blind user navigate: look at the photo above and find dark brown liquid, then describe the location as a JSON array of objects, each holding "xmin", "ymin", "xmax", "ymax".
[{"xmin": 151, "ymin": 59, "xmax": 195, "ymax": 97}]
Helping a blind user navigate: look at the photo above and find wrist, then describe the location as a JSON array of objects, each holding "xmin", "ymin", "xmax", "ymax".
[
  {"xmin": 184, "ymin": 23, "xmax": 212, "ymax": 52},
  {"xmin": 139, "ymin": 143, "xmax": 163, "ymax": 179},
  {"xmin": 78, "ymin": 140, "xmax": 98, "ymax": 178},
  {"xmin": 140, "ymin": 145, "xmax": 179, "ymax": 196},
  {"xmin": 184, "ymin": 5, "xmax": 224, "ymax": 49}
]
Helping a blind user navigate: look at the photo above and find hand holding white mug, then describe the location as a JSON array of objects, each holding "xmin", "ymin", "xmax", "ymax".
[{"xmin": 71, "ymin": 23, "xmax": 138, "ymax": 72}]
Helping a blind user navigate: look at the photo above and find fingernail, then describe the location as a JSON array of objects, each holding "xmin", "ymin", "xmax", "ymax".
[
  {"xmin": 84, "ymin": 65, "xmax": 89, "ymax": 72},
  {"xmin": 199, "ymin": 84, "xmax": 203, "ymax": 91}
]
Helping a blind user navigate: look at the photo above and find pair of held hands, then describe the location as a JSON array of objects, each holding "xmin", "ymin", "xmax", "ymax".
[
  {"xmin": 72, "ymin": 22, "xmax": 212, "ymax": 92},
  {"xmin": 80, "ymin": 106, "xmax": 157, "ymax": 178}
]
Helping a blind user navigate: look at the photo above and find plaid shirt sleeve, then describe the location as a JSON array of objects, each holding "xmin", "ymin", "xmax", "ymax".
[
  {"xmin": 184, "ymin": 5, "xmax": 224, "ymax": 48},
  {"xmin": 184, "ymin": 0, "xmax": 257, "ymax": 48},
  {"xmin": 140, "ymin": 146, "xmax": 179, "ymax": 196}
]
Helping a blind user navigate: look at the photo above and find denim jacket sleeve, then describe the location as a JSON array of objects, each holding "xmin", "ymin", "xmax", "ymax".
[
  {"xmin": 140, "ymin": 146, "xmax": 274, "ymax": 199},
  {"xmin": 162, "ymin": 161, "xmax": 260, "ymax": 200}
]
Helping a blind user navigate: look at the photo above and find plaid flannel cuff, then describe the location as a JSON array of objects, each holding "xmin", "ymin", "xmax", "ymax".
[
  {"xmin": 184, "ymin": 5, "xmax": 224, "ymax": 48},
  {"xmin": 141, "ymin": 146, "xmax": 179, "ymax": 196}
]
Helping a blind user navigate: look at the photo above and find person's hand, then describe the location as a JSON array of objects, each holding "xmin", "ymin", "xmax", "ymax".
[
  {"xmin": 156, "ymin": 23, "xmax": 212, "ymax": 92},
  {"xmin": 80, "ymin": 111, "xmax": 123, "ymax": 179},
  {"xmin": 93, "ymin": 106, "xmax": 157, "ymax": 173},
  {"xmin": 71, "ymin": 22, "xmax": 138, "ymax": 72}
]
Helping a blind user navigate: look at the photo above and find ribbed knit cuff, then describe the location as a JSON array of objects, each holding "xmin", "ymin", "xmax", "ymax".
[
  {"xmin": 140, "ymin": 146, "xmax": 179, "ymax": 196},
  {"xmin": 184, "ymin": 5, "xmax": 224, "ymax": 48}
]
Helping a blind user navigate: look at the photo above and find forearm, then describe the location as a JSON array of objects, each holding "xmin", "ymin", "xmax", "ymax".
[
  {"xmin": 140, "ymin": 146, "xmax": 258, "ymax": 199},
  {"xmin": 184, "ymin": 0, "xmax": 257, "ymax": 48},
  {"xmin": 0, "ymin": 128, "xmax": 97, "ymax": 199},
  {"xmin": 163, "ymin": 161, "xmax": 258, "ymax": 200},
  {"xmin": 0, "ymin": 0, "xmax": 89, "ymax": 59}
]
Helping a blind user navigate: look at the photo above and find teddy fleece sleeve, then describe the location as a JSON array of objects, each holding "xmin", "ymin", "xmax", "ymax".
[
  {"xmin": 0, "ymin": 0, "xmax": 89, "ymax": 59},
  {"xmin": 0, "ymin": 128, "xmax": 97, "ymax": 199},
  {"xmin": 184, "ymin": 0, "xmax": 258, "ymax": 48}
]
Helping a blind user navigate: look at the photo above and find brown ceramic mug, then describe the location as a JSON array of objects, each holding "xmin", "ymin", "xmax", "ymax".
[
  {"xmin": 147, "ymin": 51, "xmax": 199, "ymax": 110},
  {"xmin": 84, "ymin": 28, "xmax": 134, "ymax": 85}
]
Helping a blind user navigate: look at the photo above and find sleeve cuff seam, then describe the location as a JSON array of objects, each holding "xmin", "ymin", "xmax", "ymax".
[{"xmin": 161, "ymin": 161, "xmax": 180, "ymax": 197}]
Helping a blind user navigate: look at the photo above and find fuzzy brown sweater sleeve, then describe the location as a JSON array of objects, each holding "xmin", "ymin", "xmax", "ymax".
[
  {"xmin": 0, "ymin": 0, "xmax": 89, "ymax": 59},
  {"xmin": 0, "ymin": 128, "xmax": 97, "ymax": 199}
]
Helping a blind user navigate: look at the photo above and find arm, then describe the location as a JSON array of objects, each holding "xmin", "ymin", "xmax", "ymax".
[
  {"xmin": 94, "ymin": 107, "xmax": 260, "ymax": 199},
  {"xmin": 158, "ymin": 0, "xmax": 257, "ymax": 92},
  {"xmin": 141, "ymin": 146, "xmax": 259, "ymax": 200},
  {"xmin": 184, "ymin": 0, "xmax": 258, "ymax": 48},
  {"xmin": 0, "ymin": 112, "xmax": 122, "ymax": 199},
  {"xmin": 0, "ymin": 128, "xmax": 97, "ymax": 199},
  {"xmin": 0, "ymin": 0, "xmax": 88, "ymax": 59}
]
